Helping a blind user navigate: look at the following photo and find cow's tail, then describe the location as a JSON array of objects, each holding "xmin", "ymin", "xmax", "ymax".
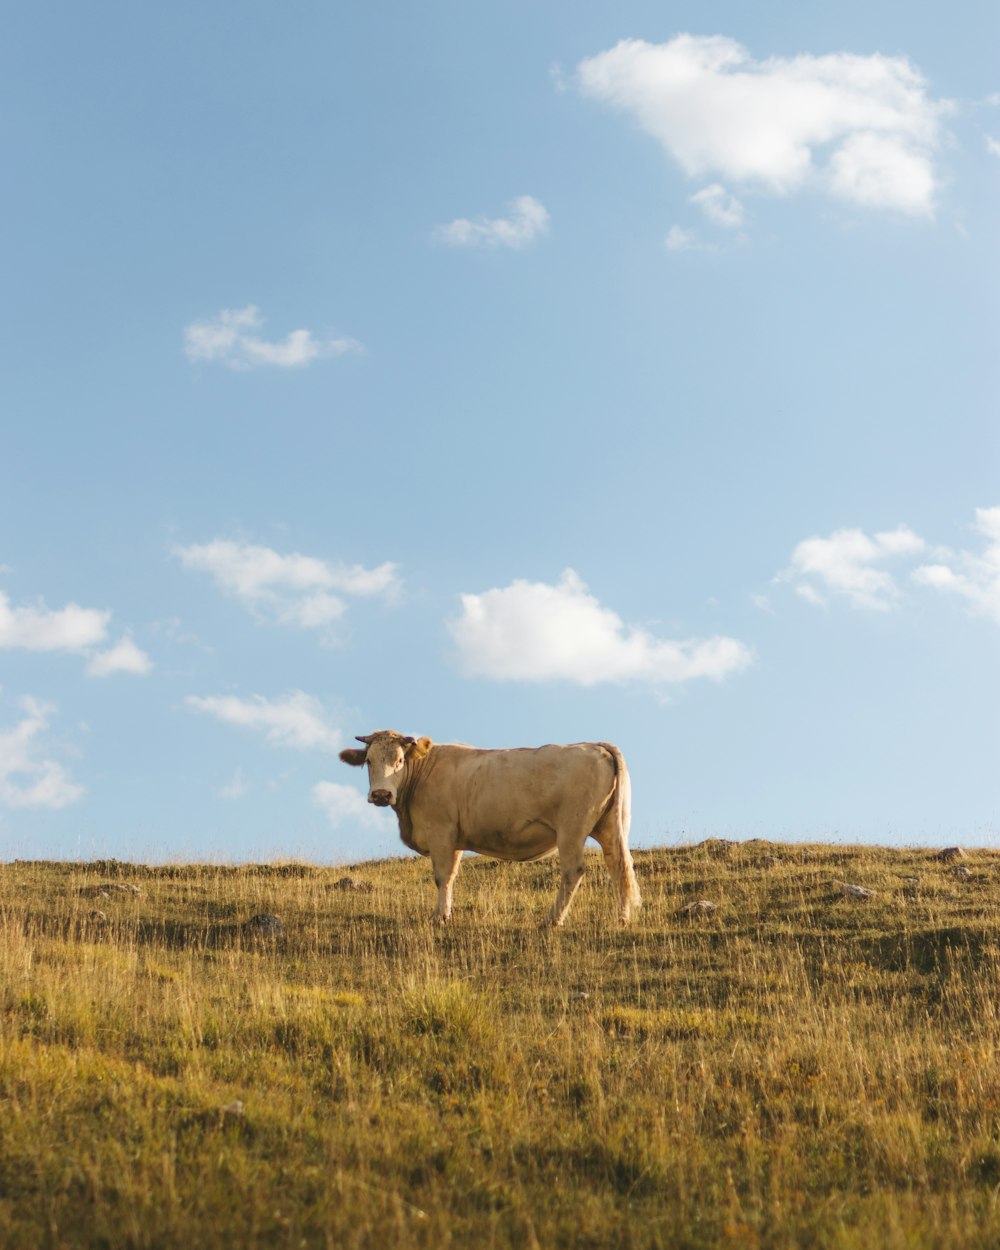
[{"xmin": 596, "ymin": 743, "xmax": 641, "ymax": 922}]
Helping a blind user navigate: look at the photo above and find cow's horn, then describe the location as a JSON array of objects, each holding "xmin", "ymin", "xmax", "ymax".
[
  {"xmin": 355, "ymin": 734, "xmax": 374, "ymax": 745},
  {"xmin": 400, "ymin": 735, "xmax": 415, "ymax": 746}
]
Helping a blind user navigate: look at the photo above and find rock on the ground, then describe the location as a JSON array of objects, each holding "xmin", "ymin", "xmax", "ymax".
[
  {"xmin": 331, "ymin": 876, "xmax": 373, "ymax": 892},
  {"xmin": 835, "ymin": 881, "xmax": 875, "ymax": 900},
  {"xmin": 79, "ymin": 882, "xmax": 142, "ymax": 898},
  {"xmin": 677, "ymin": 899, "xmax": 717, "ymax": 918}
]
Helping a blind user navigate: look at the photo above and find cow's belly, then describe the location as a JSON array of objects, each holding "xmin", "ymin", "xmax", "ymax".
[{"xmin": 459, "ymin": 821, "xmax": 557, "ymax": 862}]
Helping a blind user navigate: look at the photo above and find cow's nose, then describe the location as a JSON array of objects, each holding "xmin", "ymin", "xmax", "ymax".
[{"xmin": 369, "ymin": 789, "xmax": 392, "ymax": 807}]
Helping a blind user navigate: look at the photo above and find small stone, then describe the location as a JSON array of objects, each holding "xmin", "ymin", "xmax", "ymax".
[
  {"xmin": 331, "ymin": 876, "xmax": 373, "ymax": 892},
  {"xmin": 835, "ymin": 881, "xmax": 875, "ymax": 900},
  {"xmin": 936, "ymin": 847, "xmax": 966, "ymax": 862},
  {"xmin": 678, "ymin": 899, "xmax": 717, "ymax": 918},
  {"xmin": 79, "ymin": 882, "xmax": 142, "ymax": 898},
  {"xmin": 88, "ymin": 909, "xmax": 108, "ymax": 921},
  {"xmin": 952, "ymin": 865, "xmax": 972, "ymax": 880},
  {"xmin": 220, "ymin": 1099, "xmax": 245, "ymax": 1119}
]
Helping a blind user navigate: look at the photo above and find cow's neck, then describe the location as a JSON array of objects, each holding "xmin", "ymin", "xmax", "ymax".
[{"xmin": 393, "ymin": 751, "xmax": 429, "ymax": 853}]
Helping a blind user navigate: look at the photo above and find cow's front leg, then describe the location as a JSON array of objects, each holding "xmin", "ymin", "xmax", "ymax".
[
  {"xmin": 547, "ymin": 835, "xmax": 587, "ymax": 927},
  {"xmin": 430, "ymin": 847, "xmax": 462, "ymax": 923}
]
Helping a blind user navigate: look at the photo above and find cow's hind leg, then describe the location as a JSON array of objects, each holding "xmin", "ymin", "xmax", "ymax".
[
  {"xmin": 597, "ymin": 840, "xmax": 635, "ymax": 926},
  {"xmin": 430, "ymin": 847, "xmax": 462, "ymax": 924},
  {"xmin": 547, "ymin": 834, "xmax": 587, "ymax": 927}
]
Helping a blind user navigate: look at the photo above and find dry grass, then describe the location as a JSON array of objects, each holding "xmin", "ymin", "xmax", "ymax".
[{"xmin": 3, "ymin": 841, "xmax": 1000, "ymax": 1248}]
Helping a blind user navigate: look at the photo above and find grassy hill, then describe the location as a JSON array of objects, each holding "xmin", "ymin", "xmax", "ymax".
[{"xmin": 2, "ymin": 841, "xmax": 1000, "ymax": 1249}]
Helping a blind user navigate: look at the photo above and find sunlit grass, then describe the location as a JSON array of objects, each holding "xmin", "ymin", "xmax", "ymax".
[{"xmin": 2, "ymin": 842, "xmax": 1000, "ymax": 1248}]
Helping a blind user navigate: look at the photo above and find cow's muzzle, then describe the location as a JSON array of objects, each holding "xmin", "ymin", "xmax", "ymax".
[{"xmin": 369, "ymin": 790, "xmax": 393, "ymax": 807}]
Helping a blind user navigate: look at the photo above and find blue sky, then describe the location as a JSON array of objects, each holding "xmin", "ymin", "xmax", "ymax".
[{"xmin": 2, "ymin": 1, "xmax": 997, "ymax": 863}]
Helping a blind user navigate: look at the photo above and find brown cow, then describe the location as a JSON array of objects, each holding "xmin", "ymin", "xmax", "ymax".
[{"xmin": 339, "ymin": 730, "xmax": 641, "ymax": 925}]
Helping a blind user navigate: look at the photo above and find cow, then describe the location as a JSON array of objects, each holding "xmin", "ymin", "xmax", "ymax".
[{"xmin": 339, "ymin": 730, "xmax": 641, "ymax": 926}]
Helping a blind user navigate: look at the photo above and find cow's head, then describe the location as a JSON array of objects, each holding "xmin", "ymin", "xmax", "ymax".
[{"xmin": 339, "ymin": 730, "xmax": 432, "ymax": 808}]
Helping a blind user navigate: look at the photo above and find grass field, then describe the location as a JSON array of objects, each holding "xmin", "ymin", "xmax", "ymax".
[{"xmin": 3, "ymin": 841, "xmax": 1000, "ymax": 1249}]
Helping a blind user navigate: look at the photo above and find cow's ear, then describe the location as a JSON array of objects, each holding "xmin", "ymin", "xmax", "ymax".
[
  {"xmin": 406, "ymin": 736, "xmax": 433, "ymax": 760},
  {"xmin": 339, "ymin": 748, "xmax": 367, "ymax": 767}
]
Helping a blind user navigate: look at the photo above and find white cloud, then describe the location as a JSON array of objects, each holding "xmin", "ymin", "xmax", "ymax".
[
  {"xmin": 912, "ymin": 507, "xmax": 1000, "ymax": 623},
  {"xmin": 0, "ymin": 697, "xmax": 83, "ymax": 810},
  {"xmin": 174, "ymin": 538, "xmax": 399, "ymax": 639},
  {"xmin": 218, "ymin": 767, "xmax": 249, "ymax": 801},
  {"xmin": 0, "ymin": 583, "xmax": 150, "ymax": 675},
  {"xmin": 0, "ymin": 592, "xmax": 109, "ymax": 652},
  {"xmin": 313, "ymin": 780, "xmax": 388, "ymax": 830},
  {"xmin": 186, "ymin": 691, "xmax": 342, "ymax": 753},
  {"xmin": 449, "ymin": 569, "xmax": 753, "ymax": 686},
  {"xmin": 778, "ymin": 510, "xmax": 1000, "ymax": 624},
  {"xmin": 827, "ymin": 131, "xmax": 936, "ymax": 213},
  {"xmin": 664, "ymin": 225, "xmax": 716, "ymax": 252},
  {"xmin": 690, "ymin": 183, "xmax": 745, "ymax": 227},
  {"xmin": 577, "ymin": 35, "xmax": 949, "ymax": 216},
  {"xmin": 778, "ymin": 524, "xmax": 926, "ymax": 609},
  {"xmin": 986, "ymin": 135, "xmax": 1000, "ymax": 158},
  {"xmin": 86, "ymin": 634, "xmax": 153, "ymax": 677},
  {"xmin": 279, "ymin": 591, "xmax": 346, "ymax": 630},
  {"xmin": 434, "ymin": 195, "xmax": 550, "ymax": 249},
  {"xmin": 183, "ymin": 305, "xmax": 362, "ymax": 370}
]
